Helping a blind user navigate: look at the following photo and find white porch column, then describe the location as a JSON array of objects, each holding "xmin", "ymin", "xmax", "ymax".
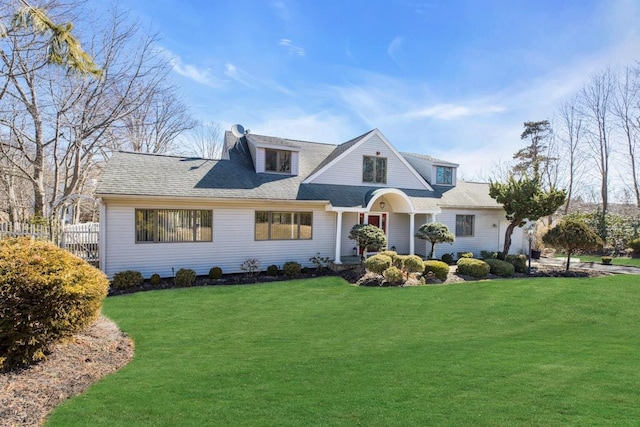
[
  {"xmin": 334, "ymin": 210, "xmax": 343, "ymax": 264},
  {"xmin": 409, "ymin": 213, "xmax": 415, "ymax": 255}
]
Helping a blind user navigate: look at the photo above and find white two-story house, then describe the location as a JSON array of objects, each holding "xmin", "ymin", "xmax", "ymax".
[{"xmin": 96, "ymin": 126, "xmax": 526, "ymax": 278}]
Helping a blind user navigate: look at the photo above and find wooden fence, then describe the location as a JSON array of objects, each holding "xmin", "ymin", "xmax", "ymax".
[{"xmin": 0, "ymin": 222, "xmax": 99, "ymax": 265}]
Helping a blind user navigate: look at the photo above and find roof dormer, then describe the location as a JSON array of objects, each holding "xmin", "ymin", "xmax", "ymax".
[{"xmin": 245, "ymin": 133, "xmax": 301, "ymax": 176}]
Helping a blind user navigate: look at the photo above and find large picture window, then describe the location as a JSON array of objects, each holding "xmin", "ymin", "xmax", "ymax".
[
  {"xmin": 456, "ymin": 214, "xmax": 475, "ymax": 237},
  {"xmin": 136, "ymin": 209, "xmax": 212, "ymax": 243},
  {"xmin": 363, "ymin": 156, "xmax": 387, "ymax": 184},
  {"xmin": 265, "ymin": 149, "xmax": 291, "ymax": 173},
  {"xmin": 255, "ymin": 211, "xmax": 312, "ymax": 240},
  {"xmin": 436, "ymin": 166, "xmax": 453, "ymax": 185}
]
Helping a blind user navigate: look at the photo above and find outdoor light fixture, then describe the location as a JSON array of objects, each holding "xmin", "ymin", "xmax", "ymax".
[
  {"xmin": 527, "ymin": 229, "xmax": 534, "ymax": 275},
  {"xmin": 379, "ymin": 198, "xmax": 385, "ymax": 209}
]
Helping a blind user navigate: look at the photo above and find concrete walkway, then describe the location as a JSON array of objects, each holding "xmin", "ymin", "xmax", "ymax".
[{"xmin": 535, "ymin": 257, "xmax": 640, "ymax": 275}]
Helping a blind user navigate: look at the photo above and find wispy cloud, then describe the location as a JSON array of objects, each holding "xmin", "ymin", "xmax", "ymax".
[
  {"xmin": 224, "ymin": 62, "xmax": 295, "ymax": 96},
  {"xmin": 164, "ymin": 50, "xmax": 222, "ymax": 88},
  {"xmin": 279, "ymin": 39, "xmax": 306, "ymax": 56},
  {"xmin": 406, "ymin": 103, "xmax": 506, "ymax": 120},
  {"xmin": 387, "ymin": 36, "xmax": 404, "ymax": 66}
]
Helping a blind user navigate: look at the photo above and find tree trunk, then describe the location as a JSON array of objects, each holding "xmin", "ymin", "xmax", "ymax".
[
  {"xmin": 565, "ymin": 249, "xmax": 572, "ymax": 272},
  {"xmin": 502, "ymin": 221, "xmax": 518, "ymax": 255},
  {"xmin": 429, "ymin": 242, "xmax": 435, "ymax": 259}
]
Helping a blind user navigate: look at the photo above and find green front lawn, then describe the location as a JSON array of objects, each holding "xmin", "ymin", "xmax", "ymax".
[
  {"xmin": 556, "ymin": 254, "xmax": 640, "ymax": 267},
  {"xmin": 47, "ymin": 276, "xmax": 640, "ymax": 426}
]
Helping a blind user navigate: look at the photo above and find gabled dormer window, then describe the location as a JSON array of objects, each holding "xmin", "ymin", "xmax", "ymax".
[
  {"xmin": 436, "ymin": 166, "xmax": 453, "ymax": 185},
  {"xmin": 363, "ymin": 156, "xmax": 387, "ymax": 184},
  {"xmin": 265, "ymin": 149, "xmax": 291, "ymax": 173}
]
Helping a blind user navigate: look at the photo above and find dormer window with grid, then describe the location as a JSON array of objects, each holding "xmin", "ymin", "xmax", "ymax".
[
  {"xmin": 436, "ymin": 166, "xmax": 453, "ymax": 185},
  {"xmin": 265, "ymin": 149, "xmax": 291, "ymax": 173}
]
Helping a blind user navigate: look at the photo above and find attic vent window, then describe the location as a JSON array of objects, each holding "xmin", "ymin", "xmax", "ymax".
[
  {"xmin": 363, "ymin": 156, "xmax": 387, "ymax": 184},
  {"xmin": 436, "ymin": 166, "xmax": 453, "ymax": 185},
  {"xmin": 265, "ymin": 149, "xmax": 291, "ymax": 173}
]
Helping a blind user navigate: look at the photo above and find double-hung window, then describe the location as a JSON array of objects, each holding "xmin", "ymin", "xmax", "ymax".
[
  {"xmin": 136, "ymin": 209, "xmax": 212, "ymax": 243},
  {"xmin": 255, "ymin": 211, "xmax": 312, "ymax": 240},
  {"xmin": 363, "ymin": 156, "xmax": 387, "ymax": 184},
  {"xmin": 455, "ymin": 215, "xmax": 474, "ymax": 237}
]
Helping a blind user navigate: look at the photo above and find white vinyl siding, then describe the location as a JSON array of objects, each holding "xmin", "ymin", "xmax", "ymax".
[
  {"xmin": 309, "ymin": 134, "xmax": 428, "ymax": 189},
  {"xmin": 434, "ymin": 209, "xmax": 516, "ymax": 258},
  {"xmin": 102, "ymin": 199, "xmax": 334, "ymax": 278}
]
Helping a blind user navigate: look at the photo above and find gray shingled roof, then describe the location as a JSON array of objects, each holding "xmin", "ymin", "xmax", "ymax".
[
  {"xmin": 97, "ymin": 131, "xmax": 501, "ymax": 211},
  {"xmin": 401, "ymin": 151, "xmax": 459, "ymax": 167}
]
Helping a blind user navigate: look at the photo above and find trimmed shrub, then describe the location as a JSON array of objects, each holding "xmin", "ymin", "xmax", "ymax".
[
  {"xmin": 403, "ymin": 255, "xmax": 425, "ymax": 274},
  {"xmin": 0, "ymin": 237, "xmax": 109, "ymax": 369},
  {"xmin": 484, "ymin": 258, "xmax": 515, "ymax": 277},
  {"xmin": 378, "ymin": 250, "xmax": 398, "ymax": 263},
  {"xmin": 208, "ymin": 267, "xmax": 223, "ymax": 280},
  {"xmin": 601, "ymin": 256, "xmax": 612, "ymax": 265},
  {"xmin": 456, "ymin": 258, "xmax": 490, "ymax": 278},
  {"xmin": 480, "ymin": 250, "xmax": 497, "ymax": 259},
  {"xmin": 111, "ymin": 270, "xmax": 143, "ymax": 290},
  {"xmin": 505, "ymin": 254, "xmax": 527, "ymax": 273},
  {"xmin": 441, "ymin": 253, "xmax": 454, "ymax": 265},
  {"xmin": 283, "ymin": 261, "xmax": 302, "ymax": 278},
  {"xmin": 174, "ymin": 268, "xmax": 196, "ymax": 287},
  {"xmin": 383, "ymin": 266, "xmax": 403, "ymax": 285},
  {"xmin": 459, "ymin": 252, "xmax": 474, "ymax": 259},
  {"xmin": 423, "ymin": 260, "xmax": 449, "ymax": 281},
  {"xmin": 365, "ymin": 254, "xmax": 392, "ymax": 274},
  {"xmin": 629, "ymin": 238, "xmax": 640, "ymax": 255},
  {"xmin": 149, "ymin": 273, "xmax": 162, "ymax": 286},
  {"xmin": 266, "ymin": 264, "xmax": 279, "ymax": 276},
  {"xmin": 393, "ymin": 255, "xmax": 407, "ymax": 270}
]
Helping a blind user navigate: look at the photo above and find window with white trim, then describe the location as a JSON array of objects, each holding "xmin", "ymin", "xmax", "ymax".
[
  {"xmin": 135, "ymin": 209, "xmax": 212, "ymax": 243},
  {"xmin": 363, "ymin": 156, "xmax": 387, "ymax": 183},
  {"xmin": 456, "ymin": 215, "xmax": 474, "ymax": 237},
  {"xmin": 436, "ymin": 166, "xmax": 453, "ymax": 185},
  {"xmin": 255, "ymin": 211, "xmax": 312, "ymax": 240},
  {"xmin": 265, "ymin": 149, "xmax": 291, "ymax": 173}
]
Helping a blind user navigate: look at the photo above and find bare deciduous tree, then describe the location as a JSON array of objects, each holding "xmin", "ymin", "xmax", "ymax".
[
  {"xmin": 556, "ymin": 95, "xmax": 587, "ymax": 214},
  {"xmin": 184, "ymin": 121, "xmax": 224, "ymax": 159}
]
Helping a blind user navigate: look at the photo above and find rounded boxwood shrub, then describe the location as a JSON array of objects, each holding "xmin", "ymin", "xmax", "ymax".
[
  {"xmin": 365, "ymin": 254, "xmax": 392, "ymax": 274},
  {"xmin": 456, "ymin": 258, "xmax": 490, "ymax": 278},
  {"xmin": 505, "ymin": 254, "xmax": 527, "ymax": 273},
  {"xmin": 403, "ymin": 255, "xmax": 425, "ymax": 274},
  {"xmin": 0, "ymin": 237, "xmax": 109, "ymax": 369},
  {"xmin": 208, "ymin": 266, "xmax": 223, "ymax": 280},
  {"xmin": 440, "ymin": 253, "xmax": 454, "ymax": 265},
  {"xmin": 383, "ymin": 266, "xmax": 403, "ymax": 285},
  {"xmin": 266, "ymin": 264, "xmax": 279, "ymax": 276},
  {"xmin": 111, "ymin": 270, "xmax": 144, "ymax": 290},
  {"xmin": 174, "ymin": 268, "xmax": 197, "ymax": 287},
  {"xmin": 484, "ymin": 258, "xmax": 515, "ymax": 277},
  {"xmin": 393, "ymin": 254, "xmax": 407, "ymax": 270},
  {"xmin": 459, "ymin": 252, "xmax": 474, "ymax": 259},
  {"xmin": 628, "ymin": 238, "xmax": 640, "ymax": 255},
  {"xmin": 283, "ymin": 261, "xmax": 302, "ymax": 278},
  {"xmin": 378, "ymin": 250, "xmax": 398, "ymax": 262},
  {"xmin": 149, "ymin": 273, "xmax": 162, "ymax": 286},
  {"xmin": 424, "ymin": 260, "xmax": 450, "ymax": 281}
]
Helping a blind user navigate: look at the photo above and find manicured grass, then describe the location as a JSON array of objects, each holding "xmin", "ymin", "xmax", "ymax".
[
  {"xmin": 557, "ymin": 254, "xmax": 640, "ymax": 267},
  {"xmin": 47, "ymin": 276, "xmax": 640, "ymax": 426}
]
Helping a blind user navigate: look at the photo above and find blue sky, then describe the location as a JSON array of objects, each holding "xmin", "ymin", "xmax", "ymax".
[{"xmin": 99, "ymin": 0, "xmax": 640, "ymax": 179}]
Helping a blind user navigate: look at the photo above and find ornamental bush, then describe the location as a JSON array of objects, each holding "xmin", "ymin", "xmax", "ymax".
[
  {"xmin": 383, "ymin": 266, "xmax": 403, "ymax": 285},
  {"xmin": 484, "ymin": 258, "xmax": 515, "ymax": 277},
  {"xmin": 423, "ymin": 260, "xmax": 450, "ymax": 281},
  {"xmin": 403, "ymin": 255, "xmax": 425, "ymax": 274},
  {"xmin": 208, "ymin": 266, "xmax": 223, "ymax": 279},
  {"xmin": 441, "ymin": 253, "xmax": 454, "ymax": 265},
  {"xmin": 365, "ymin": 254, "xmax": 392, "ymax": 274},
  {"xmin": 0, "ymin": 237, "xmax": 108, "ymax": 369},
  {"xmin": 266, "ymin": 264, "xmax": 279, "ymax": 276},
  {"xmin": 393, "ymin": 255, "xmax": 407, "ymax": 270},
  {"xmin": 149, "ymin": 273, "xmax": 162, "ymax": 286},
  {"xmin": 378, "ymin": 250, "xmax": 398, "ymax": 263},
  {"xmin": 456, "ymin": 258, "xmax": 490, "ymax": 278},
  {"xmin": 111, "ymin": 270, "xmax": 144, "ymax": 289},
  {"xmin": 174, "ymin": 268, "xmax": 196, "ymax": 287},
  {"xmin": 629, "ymin": 238, "xmax": 640, "ymax": 255},
  {"xmin": 505, "ymin": 254, "xmax": 527, "ymax": 274},
  {"xmin": 283, "ymin": 261, "xmax": 302, "ymax": 278}
]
